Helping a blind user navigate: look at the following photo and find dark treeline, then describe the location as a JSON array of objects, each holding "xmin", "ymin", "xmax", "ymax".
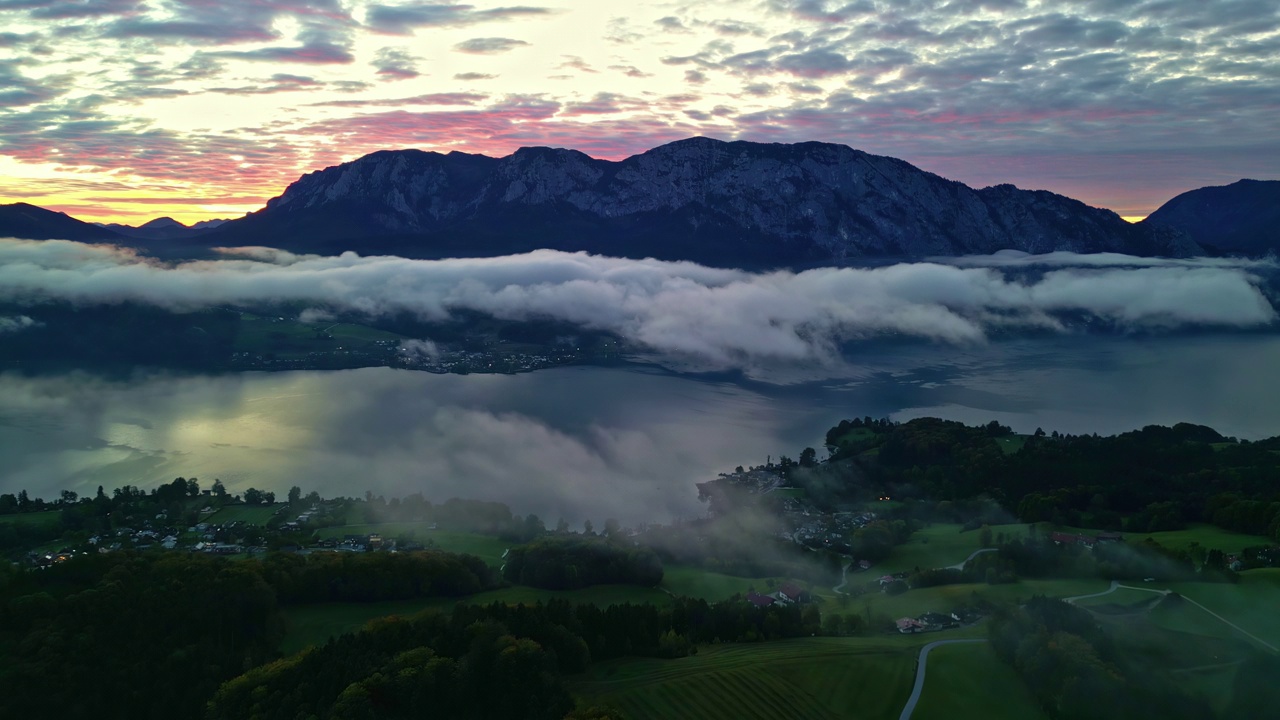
[
  {"xmin": 0, "ymin": 548, "xmax": 500, "ymax": 720},
  {"xmin": 503, "ymin": 536, "xmax": 664, "ymax": 589},
  {"xmin": 0, "ymin": 301, "xmax": 240, "ymax": 372},
  {"xmin": 818, "ymin": 417, "xmax": 1280, "ymax": 540},
  {"xmin": 989, "ymin": 597, "xmax": 1212, "ymax": 720},
  {"xmin": 261, "ymin": 551, "xmax": 500, "ymax": 603},
  {"xmin": 208, "ymin": 597, "xmax": 818, "ymax": 720},
  {"xmin": 0, "ymin": 552, "xmax": 280, "ymax": 720}
]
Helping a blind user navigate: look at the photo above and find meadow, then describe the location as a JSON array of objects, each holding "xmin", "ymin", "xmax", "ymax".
[
  {"xmin": 0, "ymin": 510, "xmax": 60, "ymax": 528},
  {"xmin": 910, "ymin": 641, "xmax": 1048, "ymax": 720},
  {"xmin": 232, "ymin": 314, "xmax": 404, "ymax": 356},
  {"xmin": 572, "ymin": 637, "xmax": 922, "ymax": 720}
]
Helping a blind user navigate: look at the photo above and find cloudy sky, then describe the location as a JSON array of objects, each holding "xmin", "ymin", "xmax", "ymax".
[{"xmin": 1, "ymin": 0, "xmax": 1277, "ymax": 226}]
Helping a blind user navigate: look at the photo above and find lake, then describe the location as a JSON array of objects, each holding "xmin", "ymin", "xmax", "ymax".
[{"xmin": 3, "ymin": 332, "xmax": 1279, "ymax": 524}]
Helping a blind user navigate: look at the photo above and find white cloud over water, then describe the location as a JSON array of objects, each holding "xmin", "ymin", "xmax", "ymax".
[{"xmin": 0, "ymin": 238, "xmax": 1275, "ymax": 370}]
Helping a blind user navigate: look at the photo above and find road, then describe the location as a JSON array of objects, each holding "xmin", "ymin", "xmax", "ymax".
[
  {"xmin": 944, "ymin": 547, "xmax": 996, "ymax": 570},
  {"xmin": 898, "ymin": 638, "xmax": 989, "ymax": 720},
  {"xmin": 833, "ymin": 564, "xmax": 848, "ymax": 594}
]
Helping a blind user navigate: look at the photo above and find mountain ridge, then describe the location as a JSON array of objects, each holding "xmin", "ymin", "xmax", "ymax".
[{"xmin": 5, "ymin": 138, "xmax": 1275, "ymax": 266}]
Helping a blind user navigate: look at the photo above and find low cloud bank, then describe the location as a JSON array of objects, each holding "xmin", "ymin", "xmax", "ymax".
[{"xmin": 0, "ymin": 239, "xmax": 1275, "ymax": 370}]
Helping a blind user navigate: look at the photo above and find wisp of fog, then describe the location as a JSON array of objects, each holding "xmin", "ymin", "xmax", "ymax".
[{"xmin": 0, "ymin": 238, "xmax": 1274, "ymax": 371}]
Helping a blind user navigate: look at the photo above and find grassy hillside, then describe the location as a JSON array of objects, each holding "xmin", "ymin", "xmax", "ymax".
[
  {"xmin": 573, "ymin": 637, "xmax": 920, "ymax": 720},
  {"xmin": 911, "ymin": 642, "xmax": 1049, "ymax": 720}
]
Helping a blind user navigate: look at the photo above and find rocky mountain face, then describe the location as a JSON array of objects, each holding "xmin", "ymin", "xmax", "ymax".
[
  {"xmin": 1141, "ymin": 179, "xmax": 1280, "ymax": 256},
  {"xmin": 192, "ymin": 138, "xmax": 1201, "ymax": 266}
]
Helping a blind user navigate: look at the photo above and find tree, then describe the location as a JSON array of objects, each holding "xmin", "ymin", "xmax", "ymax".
[
  {"xmin": 243, "ymin": 488, "xmax": 263, "ymax": 505},
  {"xmin": 212, "ymin": 479, "xmax": 227, "ymax": 498},
  {"xmin": 583, "ymin": 520, "xmax": 594, "ymax": 536},
  {"xmin": 979, "ymin": 525, "xmax": 993, "ymax": 548},
  {"xmin": 288, "ymin": 486, "xmax": 302, "ymax": 506},
  {"xmin": 186, "ymin": 478, "xmax": 199, "ymax": 496},
  {"xmin": 556, "ymin": 518, "xmax": 570, "ymax": 534},
  {"xmin": 60, "ymin": 490, "xmax": 78, "ymax": 505},
  {"xmin": 799, "ymin": 447, "xmax": 817, "ymax": 468},
  {"xmin": 603, "ymin": 518, "xmax": 621, "ymax": 539}
]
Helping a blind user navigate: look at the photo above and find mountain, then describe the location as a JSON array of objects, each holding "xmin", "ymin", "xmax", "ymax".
[
  {"xmin": 0, "ymin": 203, "xmax": 124, "ymax": 242},
  {"xmin": 185, "ymin": 138, "xmax": 1200, "ymax": 266},
  {"xmin": 98, "ymin": 216, "xmax": 228, "ymax": 241},
  {"xmin": 1140, "ymin": 179, "xmax": 1280, "ymax": 256}
]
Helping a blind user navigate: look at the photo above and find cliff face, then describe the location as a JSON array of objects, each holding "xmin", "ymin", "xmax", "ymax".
[
  {"xmin": 226, "ymin": 138, "xmax": 1191, "ymax": 265},
  {"xmin": 1141, "ymin": 179, "xmax": 1280, "ymax": 256}
]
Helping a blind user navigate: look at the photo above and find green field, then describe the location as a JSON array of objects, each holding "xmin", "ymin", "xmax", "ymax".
[
  {"xmin": 315, "ymin": 525, "xmax": 509, "ymax": 566},
  {"xmin": 911, "ymin": 642, "xmax": 1048, "ymax": 720},
  {"xmin": 840, "ymin": 577, "xmax": 1109, "ymax": 622},
  {"xmin": 1164, "ymin": 569, "xmax": 1280, "ymax": 650},
  {"xmin": 1071, "ymin": 586, "xmax": 1164, "ymax": 609},
  {"xmin": 205, "ymin": 503, "xmax": 283, "ymax": 525},
  {"xmin": 233, "ymin": 314, "xmax": 404, "ymax": 356},
  {"xmin": 573, "ymin": 637, "xmax": 920, "ymax": 720},
  {"xmin": 771, "ymin": 487, "xmax": 806, "ymax": 499},
  {"xmin": 660, "ymin": 565, "xmax": 817, "ymax": 603},
  {"xmin": 873, "ymin": 523, "xmax": 992, "ymax": 576},
  {"xmin": 995, "ymin": 435, "xmax": 1029, "ymax": 454},
  {"xmin": 0, "ymin": 510, "xmax": 60, "ymax": 528},
  {"xmin": 280, "ymin": 584, "xmax": 671, "ymax": 654},
  {"xmin": 1039, "ymin": 523, "xmax": 1270, "ymax": 555}
]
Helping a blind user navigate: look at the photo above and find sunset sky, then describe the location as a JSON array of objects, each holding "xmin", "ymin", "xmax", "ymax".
[{"xmin": 1, "ymin": 0, "xmax": 1277, "ymax": 226}]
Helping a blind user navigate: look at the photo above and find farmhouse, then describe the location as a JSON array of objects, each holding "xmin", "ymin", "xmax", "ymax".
[
  {"xmin": 896, "ymin": 618, "xmax": 926, "ymax": 634},
  {"xmin": 746, "ymin": 591, "xmax": 776, "ymax": 608}
]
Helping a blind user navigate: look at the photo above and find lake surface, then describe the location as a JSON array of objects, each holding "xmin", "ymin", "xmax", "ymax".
[{"xmin": 3, "ymin": 332, "xmax": 1280, "ymax": 524}]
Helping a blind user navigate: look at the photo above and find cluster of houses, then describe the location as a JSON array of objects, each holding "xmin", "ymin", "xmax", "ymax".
[
  {"xmin": 782, "ymin": 510, "xmax": 878, "ymax": 553},
  {"xmin": 1049, "ymin": 531, "xmax": 1124, "ymax": 547},
  {"xmin": 744, "ymin": 583, "xmax": 812, "ymax": 608},
  {"xmin": 896, "ymin": 608, "xmax": 985, "ymax": 634}
]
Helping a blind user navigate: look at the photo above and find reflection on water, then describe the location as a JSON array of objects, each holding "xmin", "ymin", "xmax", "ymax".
[{"xmin": 3, "ymin": 333, "xmax": 1280, "ymax": 523}]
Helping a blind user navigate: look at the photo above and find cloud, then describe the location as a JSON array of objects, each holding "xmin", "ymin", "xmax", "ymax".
[
  {"xmin": 0, "ymin": 240, "xmax": 1273, "ymax": 373},
  {"xmin": 453, "ymin": 37, "xmax": 528, "ymax": 54},
  {"xmin": 372, "ymin": 47, "xmax": 420, "ymax": 79},
  {"xmin": 0, "ymin": 315, "xmax": 37, "ymax": 333},
  {"xmin": 397, "ymin": 338, "xmax": 441, "ymax": 361},
  {"xmin": 207, "ymin": 41, "xmax": 354, "ymax": 65},
  {"xmin": 453, "ymin": 72, "xmax": 497, "ymax": 80},
  {"xmin": 366, "ymin": 3, "xmax": 552, "ymax": 35}
]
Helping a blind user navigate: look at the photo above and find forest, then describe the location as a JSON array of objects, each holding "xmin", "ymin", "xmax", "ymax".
[{"xmin": 813, "ymin": 416, "xmax": 1280, "ymax": 540}]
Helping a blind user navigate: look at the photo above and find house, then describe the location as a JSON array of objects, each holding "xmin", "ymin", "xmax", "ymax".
[
  {"xmin": 778, "ymin": 583, "xmax": 809, "ymax": 604},
  {"xmin": 896, "ymin": 618, "xmax": 926, "ymax": 634},
  {"xmin": 1051, "ymin": 532, "xmax": 1094, "ymax": 547},
  {"xmin": 746, "ymin": 591, "xmax": 776, "ymax": 608},
  {"xmin": 1095, "ymin": 532, "xmax": 1123, "ymax": 543}
]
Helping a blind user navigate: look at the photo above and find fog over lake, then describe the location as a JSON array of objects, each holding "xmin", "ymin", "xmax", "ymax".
[{"xmin": 3, "ymin": 332, "xmax": 1280, "ymax": 524}]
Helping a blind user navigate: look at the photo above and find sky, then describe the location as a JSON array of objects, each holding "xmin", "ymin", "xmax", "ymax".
[{"xmin": 0, "ymin": 0, "xmax": 1277, "ymax": 226}]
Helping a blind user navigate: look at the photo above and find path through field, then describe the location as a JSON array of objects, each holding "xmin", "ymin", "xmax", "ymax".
[
  {"xmin": 1066, "ymin": 580, "xmax": 1277, "ymax": 653},
  {"xmin": 897, "ymin": 638, "xmax": 988, "ymax": 720}
]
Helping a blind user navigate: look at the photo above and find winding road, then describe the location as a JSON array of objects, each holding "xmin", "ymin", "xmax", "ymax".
[
  {"xmin": 945, "ymin": 547, "xmax": 996, "ymax": 570},
  {"xmin": 897, "ymin": 639, "xmax": 989, "ymax": 720}
]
